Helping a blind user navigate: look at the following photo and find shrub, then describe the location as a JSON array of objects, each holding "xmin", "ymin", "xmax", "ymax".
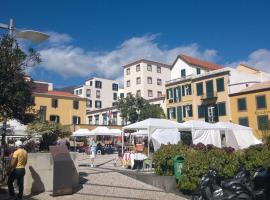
[{"xmin": 154, "ymin": 143, "xmax": 270, "ymax": 192}]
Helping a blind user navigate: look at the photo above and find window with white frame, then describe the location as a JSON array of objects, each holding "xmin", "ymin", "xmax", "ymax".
[
  {"xmin": 126, "ymin": 68, "xmax": 130, "ymax": 75},
  {"xmin": 183, "ymin": 105, "xmax": 193, "ymax": 118},
  {"xmin": 157, "ymin": 66, "xmax": 161, "ymax": 73},
  {"xmin": 95, "ymin": 100, "xmax": 102, "ymax": 108},
  {"xmin": 96, "ymin": 90, "xmax": 101, "ymax": 98},
  {"xmin": 95, "ymin": 115, "xmax": 99, "ymax": 125},
  {"xmin": 72, "ymin": 116, "xmax": 81, "ymax": 124},
  {"xmin": 136, "ymin": 90, "xmax": 141, "ymax": 97},
  {"xmin": 148, "ymin": 90, "xmax": 153, "ymax": 97},
  {"xmin": 136, "ymin": 64, "xmax": 140, "ymax": 72},
  {"xmin": 157, "ymin": 91, "xmax": 162, "ymax": 97},
  {"xmin": 147, "ymin": 77, "xmax": 152, "ymax": 84},
  {"xmin": 126, "ymin": 80, "xmax": 130, "ymax": 87},
  {"xmin": 157, "ymin": 78, "xmax": 162, "ymax": 85},
  {"xmin": 86, "ymin": 89, "xmax": 91, "ymax": 97},
  {"xmin": 147, "ymin": 64, "xmax": 152, "ymax": 71},
  {"xmin": 88, "ymin": 116, "xmax": 93, "ymax": 124},
  {"xmin": 136, "ymin": 77, "xmax": 141, "ymax": 84}
]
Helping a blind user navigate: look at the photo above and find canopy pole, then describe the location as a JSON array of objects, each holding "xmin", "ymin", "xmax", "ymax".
[
  {"xmin": 121, "ymin": 131, "xmax": 124, "ymax": 154},
  {"xmin": 74, "ymin": 136, "xmax": 76, "ymax": 152},
  {"xmin": 148, "ymin": 129, "xmax": 150, "ymax": 157}
]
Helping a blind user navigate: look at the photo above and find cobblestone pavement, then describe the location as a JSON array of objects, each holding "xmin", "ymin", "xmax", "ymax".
[{"xmin": 1, "ymin": 154, "xmax": 188, "ymax": 200}]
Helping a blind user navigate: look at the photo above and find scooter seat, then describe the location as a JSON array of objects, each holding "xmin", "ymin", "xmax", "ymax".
[{"xmin": 221, "ymin": 179, "xmax": 243, "ymax": 189}]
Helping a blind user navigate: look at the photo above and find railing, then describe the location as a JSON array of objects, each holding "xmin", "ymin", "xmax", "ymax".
[{"xmin": 200, "ymin": 91, "xmax": 218, "ymax": 100}]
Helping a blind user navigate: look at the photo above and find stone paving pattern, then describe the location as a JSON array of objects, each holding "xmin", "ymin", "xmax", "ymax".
[{"xmin": 1, "ymin": 154, "xmax": 187, "ymax": 200}]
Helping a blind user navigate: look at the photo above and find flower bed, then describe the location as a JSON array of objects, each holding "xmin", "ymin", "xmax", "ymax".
[{"xmin": 153, "ymin": 143, "xmax": 270, "ymax": 192}]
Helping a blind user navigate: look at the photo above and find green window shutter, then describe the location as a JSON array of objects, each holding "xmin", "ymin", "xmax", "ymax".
[
  {"xmin": 182, "ymin": 86, "xmax": 185, "ymax": 96},
  {"xmin": 206, "ymin": 80, "xmax": 214, "ymax": 98},
  {"xmin": 177, "ymin": 87, "xmax": 181, "ymax": 101},
  {"xmin": 239, "ymin": 117, "xmax": 249, "ymax": 127},
  {"xmin": 196, "ymin": 82, "xmax": 203, "ymax": 96},
  {"xmin": 189, "ymin": 105, "xmax": 193, "ymax": 117},
  {"xmin": 198, "ymin": 105, "xmax": 205, "ymax": 118},
  {"xmin": 174, "ymin": 88, "xmax": 177, "ymax": 102},
  {"xmin": 183, "ymin": 106, "xmax": 186, "ymax": 118},
  {"xmin": 177, "ymin": 106, "xmax": 182, "ymax": 122},
  {"xmin": 257, "ymin": 115, "xmax": 269, "ymax": 130},
  {"xmin": 237, "ymin": 98, "xmax": 247, "ymax": 111},
  {"xmin": 188, "ymin": 84, "xmax": 192, "ymax": 95},
  {"xmin": 256, "ymin": 96, "xmax": 266, "ymax": 109},
  {"xmin": 167, "ymin": 108, "xmax": 170, "ymax": 119},
  {"xmin": 166, "ymin": 89, "xmax": 169, "ymax": 99},
  {"xmin": 217, "ymin": 102, "xmax": 226, "ymax": 116},
  {"xmin": 172, "ymin": 107, "xmax": 176, "ymax": 119},
  {"xmin": 216, "ymin": 78, "xmax": 224, "ymax": 92}
]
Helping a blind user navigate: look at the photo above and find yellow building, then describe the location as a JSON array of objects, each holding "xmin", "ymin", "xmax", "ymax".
[
  {"xmin": 230, "ymin": 81, "xmax": 270, "ymax": 138},
  {"xmin": 32, "ymin": 90, "xmax": 86, "ymax": 125}
]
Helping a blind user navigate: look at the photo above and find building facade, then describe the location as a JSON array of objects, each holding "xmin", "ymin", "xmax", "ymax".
[
  {"xmin": 230, "ymin": 81, "xmax": 270, "ymax": 138},
  {"xmin": 73, "ymin": 77, "xmax": 123, "ymax": 112},
  {"xmin": 123, "ymin": 59, "xmax": 171, "ymax": 100},
  {"xmin": 33, "ymin": 91, "xmax": 86, "ymax": 125},
  {"xmin": 165, "ymin": 55, "xmax": 270, "ymax": 123}
]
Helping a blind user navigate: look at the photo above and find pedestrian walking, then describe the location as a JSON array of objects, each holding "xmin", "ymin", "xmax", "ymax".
[
  {"xmin": 88, "ymin": 137, "xmax": 97, "ymax": 167},
  {"xmin": 7, "ymin": 140, "xmax": 28, "ymax": 200}
]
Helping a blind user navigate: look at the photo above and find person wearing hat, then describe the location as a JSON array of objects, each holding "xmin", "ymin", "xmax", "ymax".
[{"xmin": 7, "ymin": 140, "xmax": 28, "ymax": 199}]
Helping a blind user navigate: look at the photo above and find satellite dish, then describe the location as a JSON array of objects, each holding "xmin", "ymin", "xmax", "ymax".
[{"xmin": 15, "ymin": 30, "xmax": 50, "ymax": 43}]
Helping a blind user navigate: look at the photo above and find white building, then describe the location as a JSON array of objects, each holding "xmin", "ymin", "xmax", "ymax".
[
  {"xmin": 123, "ymin": 59, "xmax": 171, "ymax": 100},
  {"xmin": 170, "ymin": 54, "xmax": 223, "ymax": 80},
  {"xmin": 73, "ymin": 77, "xmax": 124, "ymax": 112}
]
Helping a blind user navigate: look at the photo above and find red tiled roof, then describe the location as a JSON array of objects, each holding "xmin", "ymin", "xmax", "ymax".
[
  {"xmin": 35, "ymin": 90, "xmax": 83, "ymax": 99},
  {"xmin": 179, "ymin": 54, "xmax": 223, "ymax": 70}
]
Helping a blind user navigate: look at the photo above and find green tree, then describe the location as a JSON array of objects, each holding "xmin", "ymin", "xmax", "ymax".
[
  {"xmin": 0, "ymin": 35, "xmax": 40, "ymax": 123},
  {"xmin": 117, "ymin": 94, "xmax": 165, "ymax": 123},
  {"xmin": 27, "ymin": 121, "xmax": 71, "ymax": 150}
]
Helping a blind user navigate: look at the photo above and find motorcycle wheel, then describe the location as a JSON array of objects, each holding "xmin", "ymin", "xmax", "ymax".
[{"xmin": 230, "ymin": 193, "xmax": 253, "ymax": 200}]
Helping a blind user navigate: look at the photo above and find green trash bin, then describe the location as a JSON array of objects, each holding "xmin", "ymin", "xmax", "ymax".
[{"xmin": 173, "ymin": 155, "xmax": 185, "ymax": 181}]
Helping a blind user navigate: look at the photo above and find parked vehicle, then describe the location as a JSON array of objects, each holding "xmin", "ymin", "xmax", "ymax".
[{"xmin": 192, "ymin": 166, "xmax": 270, "ymax": 200}]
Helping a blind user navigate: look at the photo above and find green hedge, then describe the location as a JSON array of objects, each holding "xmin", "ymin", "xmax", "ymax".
[{"xmin": 153, "ymin": 144, "xmax": 270, "ymax": 192}]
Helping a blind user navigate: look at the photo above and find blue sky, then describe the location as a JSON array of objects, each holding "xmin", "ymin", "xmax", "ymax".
[{"xmin": 1, "ymin": 0, "xmax": 270, "ymax": 88}]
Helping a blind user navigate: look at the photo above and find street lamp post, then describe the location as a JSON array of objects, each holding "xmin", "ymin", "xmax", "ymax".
[{"xmin": 0, "ymin": 18, "xmax": 49, "ymax": 182}]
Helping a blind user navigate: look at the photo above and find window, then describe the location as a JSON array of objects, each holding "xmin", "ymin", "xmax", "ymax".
[
  {"xmin": 95, "ymin": 80, "xmax": 102, "ymax": 88},
  {"xmin": 96, "ymin": 90, "xmax": 101, "ymax": 98},
  {"xmin": 50, "ymin": 115, "xmax": 60, "ymax": 123},
  {"xmin": 136, "ymin": 77, "xmax": 141, "ymax": 84},
  {"xmin": 86, "ymin": 89, "xmax": 91, "ymax": 97},
  {"xmin": 126, "ymin": 80, "xmax": 130, "ymax": 87},
  {"xmin": 136, "ymin": 64, "xmax": 140, "ymax": 72},
  {"xmin": 181, "ymin": 69, "xmax": 186, "ymax": 77},
  {"xmin": 102, "ymin": 113, "xmax": 107, "ymax": 125},
  {"xmin": 88, "ymin": 116, "xmax": 93, "ymax": 125},
  {"xmin": 39, "ymin": 106, "xmax": 46, "ymax": 122},
  {"xmin": 217, "ymin": 102, "xmax": 226, "ymax": 116},
  {"xmin": 148, "ymin": 90, "xmax": 153, "ymax": 97},
  {"xmin": 95, "ymin": 100, "xmax": 102, "ymax": 108},
  {"xmin": 72, "ymin": 116, "xmax": 81, "ymax": 125},
  {"xmin": 157, "ymin": 91, "xmax": 162, "ymax": 97},
  {"xmin": 196, "ymin": 82, "xmax": 203, "ymax": 96},
  {"xmin": 113, "ymin": 93, "xmax": 118, "ymax": 100},
  {"xmin": 73, "ymin": 101, "xmax": 79, "ymax": 109},
  {"xmin": 79, "ymin": 89, "xmax": 82, "ymax": 95},
  {"xmin": 197, "ymin": 68, "xmax": 201, "ymax": 75},
  {"xmin": 157, "ymin": 66, "xmax": 161, "ymax": 73},
  {"xmin": 75, "ymin": 90, "xmax": 78, "ymax": 95},
  {"xmin": 239, "ymin": 117, "xmax": 249, "ymax": 127},
  {"xmin": 120, "ymin": 93, "xmax": 124, "ymax": 98},
  {"xmin": 183, "ymin": 105, "xmax": 193, "ymax": 118},
  {"xmin": 112, "ymin": 102, "xmax": 118, "ymax": 106},
  {"xmin": 157, "ymin": 78, "xmax": 162, "ymax": 86},
  {"xmin": 256, "ymin": 95, "xmax": 266, "ymax": 109},
  {"xmin": 182, "ymin": 84, "xmax": 191, "ymax": 96},
  {"xmin": 198, "ymin": 105, "xmax": 205, "ymax": 118},
  {"xmin": 216, "ymin": 78, "xmax": 224, "ymax": 92},
  {"xmin": 90, "ymin": 81, "xmax": 92, "ymax": 86},
  {"xmin": 168, "ymin": 107, "xmax": 176, "ymax": 119},
  {"xmin": 112, "ymin": 112, "xmax": 118, "ymax": 125},
  {"xmin": 136, "ymin": 90, "xmax": 141, "ymax": 97},
  {"xmin": 95, "ymin": 115, "xmax": 99, "ymax": 125},
  {"xmin": 127, "ymin": 92, "xmax": 132, "ymax": 97},
  {"xmin": 51, "ymin": 99, "xmax": 58, "ymax": 108},
  {"xmin": 112, "ymin": 83, "xmax": 118, "ymax": 91},
  {"xmin": 257, "ymin": 115, "xmax": 269, "ymax": 130},
  {"xmin": 147, "ymin": 77, "xmax": 152, "ymax": 84},
  {"xmin": 168, "ymin": 88, "xmax": 174, "ymax": 99},
  {"xmin": 206, "ymin": 80, "xmax": 214, "ymax": 98},
  {"xmin": 126, "ymin": 68, "xmax": 130, "ymax": 75},
  {"xmin": 237, "ymin": 98, "xmax": 247, "ymax": 111},
  {"xmin": 86, "ymin": 100, "xmax": 92, "ymax": 108},
  {"xmin": 147, "ymin": 64, "xmax": 152, "ymax": 71}
]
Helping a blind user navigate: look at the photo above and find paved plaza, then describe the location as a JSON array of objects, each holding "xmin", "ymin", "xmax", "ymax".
[{"xmin": 1, "ymin": 153, "xmax": 187, "ymax": 200}]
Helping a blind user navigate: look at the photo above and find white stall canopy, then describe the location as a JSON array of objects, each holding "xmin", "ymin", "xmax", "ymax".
[
  {"xmin": 72, "ymin": 128, "xmax": 94, "ymax": 137},
  {"xmin": 151, "ymin": 129, "xmax": 180, "ymax": 151},
  {"xmin": 215, "ymin": 122, "xmax": 262, "ymax": 149}
]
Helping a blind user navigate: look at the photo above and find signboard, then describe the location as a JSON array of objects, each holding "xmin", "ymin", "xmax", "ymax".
[{"xmin": 49, "ymin": 145, "xmax": 73, "ymax": 196}]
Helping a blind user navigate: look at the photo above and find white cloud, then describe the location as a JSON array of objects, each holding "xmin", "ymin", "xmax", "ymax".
[
  {"xmin": 226, "ymin": 49, "xmax": 270, "ymax": 72},
  {"xmin": 35, "ymin": 33, "xmax": 219, "ymax": 85}
]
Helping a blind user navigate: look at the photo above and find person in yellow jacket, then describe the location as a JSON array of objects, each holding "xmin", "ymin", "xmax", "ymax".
[{"xmin": 7, "ymin": 140, "xmax": 28, "ymax": 200}]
